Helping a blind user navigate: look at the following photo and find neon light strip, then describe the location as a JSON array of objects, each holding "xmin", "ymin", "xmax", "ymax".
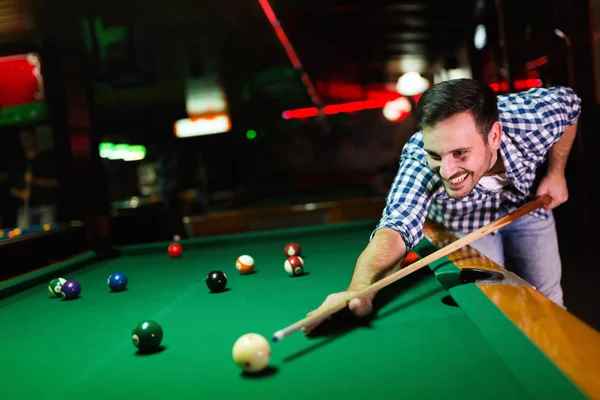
[
  {"xmin": 489, "ymin": 79, "xmax": 542, "ymax": 92},
  {"xmin": 526, "ymin": 56, "xmax": 548, "ymax": 71},
  {"xmin": 283, "ymin": 98, "xmax": 389, "ymax": 120},
  {"xmin": 257, "ymin": 0, "xmax": 322, "ymax": 106},
  {"xmin": 282, "ymin": 78, "xmax": 543, "ymax": 120}
]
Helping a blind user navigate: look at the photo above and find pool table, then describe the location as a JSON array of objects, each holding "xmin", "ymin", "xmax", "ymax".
[
  {"xmin": 1, "ymin": 220, "xmax": 599, "ymax": 399},
  {"xmin": 0, "ymin": 222, "xmax": 69, "ymax": 241}
]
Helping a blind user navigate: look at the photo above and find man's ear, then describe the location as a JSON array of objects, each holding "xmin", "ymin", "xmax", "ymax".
[{"xmin": 487, "ymin": 121, "xmax": 502, "ymax": 149}]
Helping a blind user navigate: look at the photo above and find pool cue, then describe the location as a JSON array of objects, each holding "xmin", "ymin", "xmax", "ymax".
[
  {"xmin": 22, "ymin": 166, "xmax": 31, "ymax": 228},
  {"xmin": 271, "ymin": 194, "xmax": 552, "ymax": 342}
]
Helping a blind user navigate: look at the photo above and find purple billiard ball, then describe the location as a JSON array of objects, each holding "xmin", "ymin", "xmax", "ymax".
[{"xmin": 61, "ymin": 280, "xmax": 81, "ymax": 300}]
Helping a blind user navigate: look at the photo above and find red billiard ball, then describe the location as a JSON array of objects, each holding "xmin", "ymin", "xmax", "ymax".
[
  {"xmin": 284, "ymin": 242, "xmax": 301, "ymax": 257},
  {"xmin": 168, "ymin": 243, "xmax": 182, "ymax": 257},
  {"xmin": 400, "ymin": 251, "xmax": 419, "ymax": 268},
  {"xmin": 284, "ymin": 256, "xmax": 304, "ymax": 276}
]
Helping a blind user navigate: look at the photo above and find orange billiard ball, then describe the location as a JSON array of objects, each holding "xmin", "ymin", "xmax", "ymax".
[
  {"xmin": 168, "ymin": 243, "xmax": 182, "ymax": 257},
  {"xmin": 400, "ymin": 251, "xmax": 419, "ymax": 268},
  {"xmin": 236, "ymin": 255, "xmax": 255, "ymax": 274}
]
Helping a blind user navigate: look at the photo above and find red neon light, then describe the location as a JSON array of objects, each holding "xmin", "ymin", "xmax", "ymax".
[
  {"xmin": 490, "ymin": 82, "xmax": 509, "ymax": 92},
  {"xmin": 257, "ymin": 0, "xmax": 322, "ymax": 106},
  {"xmin": 282, "ymin": 78, "xmax": 543, "ymax": 120},
  {"xmin": 526, "ymin": 56, "xmax": 548, "ymax": 70},
  {"xmin": 513, "ymin": 79, "xmax": 542, "ymax": 90},
  {"xmin": 283, "ymin": 98, "xmax": 397, "ymax": 120},
  {"xmin": 489, "ymin": 79, "xmax": 542, "ymax": 92},
  {"xmin": 282, "ymin": 107, "xmax": 319, "ymax": 120}
]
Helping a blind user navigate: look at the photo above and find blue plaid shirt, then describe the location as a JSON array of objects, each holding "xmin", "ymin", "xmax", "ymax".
[{"xmin": 373, "ymin": 86, "xmax": 582, "ymax": 251}]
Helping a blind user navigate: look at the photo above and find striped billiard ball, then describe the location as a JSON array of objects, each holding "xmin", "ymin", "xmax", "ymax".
[
  {"xmin": 235, "ymin": 255, "xmax": 255, "ymax": 274},
  {"xmin": 284, "ymin": 256, "xmax": 304, "ymax": 276},
  {"xmin": 48, "ymin": 277, "xmax": 66, "ymax": 297},
  {"xmin": 284, "ymin": 242, "xmax": 301, "ymax": 257}
]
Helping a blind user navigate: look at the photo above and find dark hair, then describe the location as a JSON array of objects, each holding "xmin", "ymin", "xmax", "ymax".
[{"xmin": 416, "ymin": 79, "xmax": 499, "ymax": 140}]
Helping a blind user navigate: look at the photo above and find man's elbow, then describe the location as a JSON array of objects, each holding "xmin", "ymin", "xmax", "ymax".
[{"xmin": 373, "ymin": 227, "xmax": 407, "ymax": 255}]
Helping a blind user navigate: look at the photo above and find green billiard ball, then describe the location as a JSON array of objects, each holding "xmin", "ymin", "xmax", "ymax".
[
  {"xmin": 132, "ymin": 320, "xmax": 163, "ymax": 352},
  {"xmin": 48, "ymin": 278, "xmax": 66, "ymax": 297}
]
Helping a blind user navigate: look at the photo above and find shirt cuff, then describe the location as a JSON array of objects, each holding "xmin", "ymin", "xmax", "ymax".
[{"xmin": 370, "ymin": 220, "xmax": 415, "ymax": 251}]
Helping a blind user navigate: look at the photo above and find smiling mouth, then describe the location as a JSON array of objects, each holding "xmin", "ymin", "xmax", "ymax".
[{"xmin": 446, "ymin": 172, "xmax": 469, "ymax": 188}]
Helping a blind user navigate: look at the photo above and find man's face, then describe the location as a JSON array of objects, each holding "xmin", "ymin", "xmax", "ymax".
[{"xmin": 422, "ymin": 112, "xmax": 501, "ymax": 199}]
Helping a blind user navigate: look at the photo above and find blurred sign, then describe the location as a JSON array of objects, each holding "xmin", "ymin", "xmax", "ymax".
[{"xmin": 0, "ymin": 53, "xmax": 47, "ymax": 126}]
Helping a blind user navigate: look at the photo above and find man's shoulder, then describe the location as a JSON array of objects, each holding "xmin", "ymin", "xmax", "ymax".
[
  {"xmin": 402, "ymin": 130, "xmax": 426, "ymax": 160},
  {"xmin": 497, "ymin": 86, "xmax": 577, "ymax": 114},
  {"xmin": 498, "ymin": 86, "xmax": 579, "ymax": 139}
]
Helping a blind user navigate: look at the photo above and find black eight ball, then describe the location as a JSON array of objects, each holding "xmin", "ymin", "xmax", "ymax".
[{"xmin": 206, "ymin": 270, "xmax": 227, "ymax": 292}]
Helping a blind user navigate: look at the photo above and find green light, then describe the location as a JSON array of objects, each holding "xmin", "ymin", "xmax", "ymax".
[
  {"xmin": 246, "ymin": 129, "xmax": 257, "ymax": 140},
  {"xmin": 98, "ymin": 142, "xmax": 147, "ymax": 161}
]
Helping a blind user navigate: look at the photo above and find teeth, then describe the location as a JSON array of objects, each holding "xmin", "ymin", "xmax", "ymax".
[{"xmin": 449, "ymin": 173, "xmax": 468, "ymax": 184}]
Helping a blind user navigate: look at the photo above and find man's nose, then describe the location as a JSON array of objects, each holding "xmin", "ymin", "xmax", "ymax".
[{"xmin": 440, "ymin": 157, "xmax": 457, "ymax": 180}]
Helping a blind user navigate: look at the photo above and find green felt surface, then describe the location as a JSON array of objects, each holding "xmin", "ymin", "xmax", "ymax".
[{"xmin": 0, "ymin": 221, "xmax": 584, "ymax": 399}]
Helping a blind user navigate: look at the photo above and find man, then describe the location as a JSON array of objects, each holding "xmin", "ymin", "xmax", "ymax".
[
  {"xmin": 9, "ymin": 127, "xmax": 59, "ymax": 227},
  {"xmin": 304, "ymin": 79, "xmax": 580, "ymax": 332}
]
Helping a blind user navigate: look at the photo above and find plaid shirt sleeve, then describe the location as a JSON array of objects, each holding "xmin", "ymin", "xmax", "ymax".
[
  {"xmin": 540, "ymin": 86, "xmax": 581, "ymax": 147},
  {"xmin": 499, "ymin": 86, "xmax": 582, "ymax": 162},
  {"xmin": 371, "ymin": 133, "xmax": 442, "ymax": 251}
]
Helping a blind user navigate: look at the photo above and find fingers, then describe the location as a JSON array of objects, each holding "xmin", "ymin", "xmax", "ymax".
[
  {"xmin": 302, "ymin": 295, "xmax": 374, "ymax": 334},
  {"xmin": 348, "ymin": 297, "xmax": 373, "ymax": 318},
  {"xmin": 301, "ymin": 310, "xmax": 331, "ymax": 334}
]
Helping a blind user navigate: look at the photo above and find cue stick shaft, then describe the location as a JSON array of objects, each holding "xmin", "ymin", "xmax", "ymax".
[{"xmin": 272, "ymin": 194, "xmax": 552, "ymax": 342}]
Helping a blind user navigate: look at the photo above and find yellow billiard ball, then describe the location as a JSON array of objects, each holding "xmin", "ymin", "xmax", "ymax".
[{"xmin": 232, "ymin": 333, "xmax": 271, "ymax": 373}]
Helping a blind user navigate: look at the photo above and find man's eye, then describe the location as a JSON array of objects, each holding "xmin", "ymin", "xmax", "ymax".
[{"xmin": 454, "ymin": 150, "xmax": 467, "ymax": 156}]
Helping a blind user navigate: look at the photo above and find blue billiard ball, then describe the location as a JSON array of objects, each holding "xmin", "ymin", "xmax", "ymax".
[{"xmin": 108, "ymin": 272, "xmax": 128, "ymax": 291}]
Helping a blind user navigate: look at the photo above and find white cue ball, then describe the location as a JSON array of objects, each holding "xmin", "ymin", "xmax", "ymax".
[{"xmin": 232, "ymin": 333, "xmax": 271, "ymax": 373}]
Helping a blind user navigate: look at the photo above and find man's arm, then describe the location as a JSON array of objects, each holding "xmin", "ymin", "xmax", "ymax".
[
  {"xmin": 536, "ymin": 122, "xmax": 578, "ymax": 210},
  {"xmin": 535, "ymin": 86, "xmax": 581, "ymax": 210},
  {"xmin": 347, "ymin": 228, "xmax": 407, "ymax": 292},
  {"xmin": 301, "ymin": 229, "xmax": 406, "ymax": 333},
  {"xmin": 302, "ymin": 134, "xmax": 438, "ymax": 333},
  {"xmin": 547, "ymin": 122, "xmax": 577, "ymax": 176}
]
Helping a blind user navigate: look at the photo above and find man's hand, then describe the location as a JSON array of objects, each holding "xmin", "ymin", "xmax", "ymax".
[
  {"xmin": 301, "ymin": 290, "xmax": 374, "ymax": 334},
  {"xmin": 300, "ymin": 228, "xmax": 406, "ymax": 334},
  {"xmin": 536, "ymin": 172, "xmax": 568, "ymax": 210}
]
